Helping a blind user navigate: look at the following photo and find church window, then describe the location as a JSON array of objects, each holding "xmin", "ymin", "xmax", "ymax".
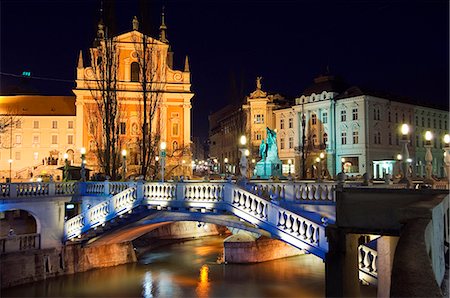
[
  {"xmin": 254, "ymin": 114, "xmax": 264, "ymax": 124},
  {"xmin": 173, "ymin": 141, "xmax": 178, "ymax": 151},
  {"xmin": 289, "ymin": 137, "xmax": 293, "ymax": 149},
  {"xmin": 312, "ymin": 114, "xmax": 317, "ymax": 125},
  {"xmin": 323, "ymin": 112, "xmax": 328, "ymax": 124},
  {"xmin": 256, "ymin": 133, "xmax": 262, "ymax": 140},
  {"xmin": 341, "ymin": 132, "xmax": 347, "ymax": 145},
  {"xmin": 288, "ymin": 118, "xmax": 293, "ymax": 129},
  {"xmin": 341, "ymin": 110, "xmax": 346, "ymax": 122},
  {"xmin": 120, "ymin": 122, "xmax": 126, "ymax": 135},
  {"xmin": 172, "ymin": 122, "xmax": 179, "ymax": 136},
  {"xmin": 280, "ymin": 119, "xmax": 284, "ymax": 129},
  {"xmin": 280, "ymin": 138, "xmax": 285, "ymax": 150},
  {"xmin": 131, "ymin": 62, "xmax": 140, "ymax": 82}
]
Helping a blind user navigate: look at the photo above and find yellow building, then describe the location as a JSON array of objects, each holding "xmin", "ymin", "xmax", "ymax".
[
  {"xmin": 0, "ymin": 95, "xmax": 76, "ymax": 181},
  {"xmin": 73, "ymin": 16, "xmax": 194, "ymax": 178}
]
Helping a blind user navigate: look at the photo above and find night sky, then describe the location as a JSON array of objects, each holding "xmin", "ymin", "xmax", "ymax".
[{"xmin": 1, "ymin": 0, "xmax": 449, "ymax": 140}]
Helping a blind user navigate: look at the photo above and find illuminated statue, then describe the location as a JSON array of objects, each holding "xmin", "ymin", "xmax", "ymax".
[
  {"xmin": 254, "ymin": 127, "xmax": 282, "ymax": 179},
  {"xmin": 256, "ymin": 76, "xmax": 262, "ymax": 90},
  {"xmin": 132, "ymin": 16, "xmax": 139, "ymax": 31},
  {"xmin": 259, "ymin": 140, "xmax": 267, "ymax": 161}
]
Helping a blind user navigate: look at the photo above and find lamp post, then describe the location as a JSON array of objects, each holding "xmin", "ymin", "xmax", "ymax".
[
  {"xmin": 63, "ymin": 153, "xmax": 69, "ymax": 182},
  {"xmin": 443, "ymin": 134, "xmax": 450, "ymax": 179},
  {"xmin": 239, "ymin": 135, "xmax": 248, "ymax": 179},
  {"xmin": 315, "ymin": 157, "xmax": 321, "ymax": 182},
  {"xmin": 8, "ymin": 159, "xmax": 13, "ymax": 183},
  {"xmin": 341, "ymin": 157, "xmax": 346, "ymax": 173},
  {"xmin": 319, "ymin": 152, "xmax": 325, "ymax": 180},
  {"xmin": 121, "ymin": 149, "xmax": 127, "ymax": 181},
  {"xmin": 287, "ymin": 159, "xmax": 292, "ymax": 179},
  {"xmin": 160, "ymin": 142, "xmax": 167, "ymax": 183},
  {"xmin": 224, "ymin": 158, "xmax": 229, "ymax": 176},
  {"xmin": 399, "ymin": 124, "xmax": 411, "ymax": 186},
  {"xmin": 80, "ymin": 147, "xmax": 86, "ymax": 182},
  {"xmin": 424, "ymin": 131, "xmax": 434, "ymax": 184}
]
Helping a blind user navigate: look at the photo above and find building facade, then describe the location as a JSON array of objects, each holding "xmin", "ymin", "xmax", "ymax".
[
  {"xmin": 0, "ymin": 96, "xmax": 77, "ymax": 181},
  {"xmin": 73, "ymin": 16, "xmax": 194, "ymax": 178},
  {"xmin": 275, "ymin": 75, "xmax": 448, "ymax": 179}
]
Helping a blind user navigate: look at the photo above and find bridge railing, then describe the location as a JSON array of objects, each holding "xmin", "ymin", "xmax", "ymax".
[
  {"xmin": 0, "ymin": 182, "xmax": 78, "ymax": 199},
  {"xmin": 0, "ymin": 233, "xmax": 41, "ymax": 254},
  {"xmin": 245, "ymin": 181, "xmax": 337, "ymax": 202},
  {"xmin": 358, "ymin": 241, "xmax": 378, "ymax": 285},
  {"xmin": 84, "ymin": 181, "xmax": 136, "ymax": 196}
]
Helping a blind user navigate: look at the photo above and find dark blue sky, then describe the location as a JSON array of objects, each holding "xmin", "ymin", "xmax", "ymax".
[{"xmin": 1, "ymin": 0, "xmax": 449, "ymax": 139}]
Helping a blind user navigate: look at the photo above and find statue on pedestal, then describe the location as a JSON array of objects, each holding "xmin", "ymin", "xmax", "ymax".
[{"xmin": 254, "ymin": 127, "xmax": 282, "ymax": 179}]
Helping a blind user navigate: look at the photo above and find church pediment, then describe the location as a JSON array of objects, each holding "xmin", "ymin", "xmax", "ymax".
[{"xmin": 114, "ymin": 31, "xmax": 167, "ymax": 46}]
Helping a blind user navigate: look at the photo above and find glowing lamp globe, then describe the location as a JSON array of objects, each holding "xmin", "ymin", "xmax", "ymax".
[
  {"xmin": 401, "ymin": 124, "xmax": 409, "ymax": 136},
  {"xmin": 121, "ymin": 149, "xmax": 127, "ymax": 157},
  {"xmin": 444, "ymin": 134, "xmax": 450, "ymax": 145},
  {"xmin": 425, "ymin": 131, "xmax": 433, "ymax": 141},
  {"xmin": 397, "ymin": 154, "xmax": 402, "ymax": 161},
  {"xmin": 240, "ymin": 135, "xmax": 247, "ymax": 146},
  {"xmin": 80, "ymin": 147, "xmax": 86, "ymax": 155},
  {"xmin": 160, "ymin": 142, "xmax": 167, "ymax": 150},
  {"xmin": 63, "ymin": 153, "xmax": 69, "ymax": 160}
]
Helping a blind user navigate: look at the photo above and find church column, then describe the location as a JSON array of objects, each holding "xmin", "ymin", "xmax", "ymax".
[
  {"xmin": 75, "ymin": 100, "xmax": 84, "ymax": 153},
  {"xmin": 124, "ymin": 58, "xmax": 130, "ymax": 82},
  {"xmin": 183, "ymin": 102, "xmax": 191, "ymax": 150}
]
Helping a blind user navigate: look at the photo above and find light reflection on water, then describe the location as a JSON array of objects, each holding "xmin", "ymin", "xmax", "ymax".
[{"xmin": 2, "ymin": 236, "xmax": 374, "ymax": 297}]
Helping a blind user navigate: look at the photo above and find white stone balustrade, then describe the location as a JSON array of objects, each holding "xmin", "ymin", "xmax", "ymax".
[
  {"xmin": 246, "ymin": 181, "xmax": 337, "ymax": 202},
  {"xmin": 358, "ymin": 243, "xmax": 378, "ymax": 284},
  {"xmin": 0, "ymin": 182, "xmax": 78, "ymax": 199}
]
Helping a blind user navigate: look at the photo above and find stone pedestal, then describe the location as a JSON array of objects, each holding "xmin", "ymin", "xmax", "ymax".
[{"xmin": 254, "ymin": 161, "xmax": 282, "ymax": 179}]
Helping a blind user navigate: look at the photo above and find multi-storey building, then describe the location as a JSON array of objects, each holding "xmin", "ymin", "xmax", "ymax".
[
  {"xmin": 0, "ymin": 95, "xmax": 76, "ymax": 181},
  {"xmin": 73, "ymin": 15, "xmax": 193, "ymax": 178},
  {"xmin": 208, "ymin": 79, "xmax": 288, "ymax": 174},
  {"xmin": 275, "ymin": 75, "xmax": 448, "ymax": 179}
]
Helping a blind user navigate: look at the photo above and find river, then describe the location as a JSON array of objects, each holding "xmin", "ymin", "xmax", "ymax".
[{"xmin": 3, "ymin": 236, "xmax": 375, "ymax": 297}]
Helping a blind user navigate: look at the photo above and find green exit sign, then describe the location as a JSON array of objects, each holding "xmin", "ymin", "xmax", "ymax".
[{"xmin": 22, "ymin": 71, "xmax": 31, "ymax": 77}]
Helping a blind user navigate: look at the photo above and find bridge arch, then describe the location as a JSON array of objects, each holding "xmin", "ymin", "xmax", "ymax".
[
  {"xmin": 85, "ymin": 211, "xmax": 271, "ymax": 247},
  {"xmin": 0, "ymin": 208, "xmax": 40, "ymax": 236}
]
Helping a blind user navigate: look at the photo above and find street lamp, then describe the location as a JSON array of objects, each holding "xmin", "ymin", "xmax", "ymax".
[
  {"xmin": 80, "ymin": 147, "xmax": 86, "ymax": 181},
  {"xmin": 399, "ymin": 124, "xmax": 411, "ymax": 186},
  {"xmin": 63, "ymin": 153, "xmax": 69, "ymax": 182},
  {"xmin": 443, "ymin": 134, "xmax": 450, "ymax": 179},
  {"xmin": 287, "ymin": 159, "xmax": 292, "ymax": 178},
  {"xmin": 8, "ymin": 159, "xmax": 13, "ymax": 183},
  {"xmin": 160, "ymin": 141, "xmax": 167, "ymax": 183},
  {"xmin": 315, "ymin": 157, "xmax": 322, "ymax": 182},
  {"xmin": 239, "ymin": 135, "xmax": 249, "ymax": 179},
  {"xmin": 121, "ymin": 149, "xmax": 127, "ymax": 181},
  {"xmin": 224, "ymin": 157, "xmax": 229, "ymax": 175},
  {"xmin": 424, "ymin": 131, "xmax": 433, "ymax": 183},
  {"xmin": 341, "ymin": 157, "xmax": 345, "ymax": 173}
]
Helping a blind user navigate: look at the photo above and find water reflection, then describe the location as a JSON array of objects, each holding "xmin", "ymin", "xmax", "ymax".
[
  {"xmin": 196, "ymin": 264, "xmax": 210, "ymax": 298},
  {"xmin": 2, "ymin": 236, "xmax": 375, "ymax": 297}
]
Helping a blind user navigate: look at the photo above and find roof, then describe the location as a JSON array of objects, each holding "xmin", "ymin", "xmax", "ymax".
[
  {"xmin": 301, "ymin": 75, "xmax": 349, "ymax": 96},
  {"xmin": 0, "ymin": 95, "xmax": 76, "ymax": 116},
  {"xmin": 335, "ymin": 86, "xmax": 449, "ymax": 111}
]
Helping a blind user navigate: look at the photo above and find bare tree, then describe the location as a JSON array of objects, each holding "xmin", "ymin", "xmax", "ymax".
[{"xmin": 85, "ymin": 22, "xmax": 122, "ymax": 180}]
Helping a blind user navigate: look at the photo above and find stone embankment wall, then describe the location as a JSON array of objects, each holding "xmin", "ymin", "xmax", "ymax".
[
  {"xmin": 0, "ymin": 242, "xmax": 136, "ymax": 289},
  {"xmin": 224, "ymin": 235, "xmax": 303, "ymax": 263}
]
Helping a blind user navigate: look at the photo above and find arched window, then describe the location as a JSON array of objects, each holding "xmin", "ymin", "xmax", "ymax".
[
  {"xmin": 172, "ymin": 141, "xmax": 178, "ymax": 151},
  {"xmin": 323, "ymin": 133, "xmax": 328, "ymax": 144},
  {"xmin": 131, "ymin": 62, "xmax": 140, "ymax": 82}
]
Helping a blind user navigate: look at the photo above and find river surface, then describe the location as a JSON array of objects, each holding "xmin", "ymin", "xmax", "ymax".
[{"xmin": 3, "ymin": 236, "xmax": 375, "ymax": 297}]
